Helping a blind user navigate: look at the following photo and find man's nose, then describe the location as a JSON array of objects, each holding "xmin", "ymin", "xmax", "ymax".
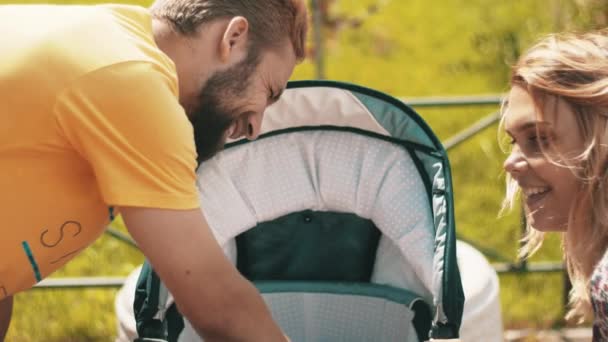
[{"xmin": 245, "ymin": 111, "xmax": 264, "ymax": 140}]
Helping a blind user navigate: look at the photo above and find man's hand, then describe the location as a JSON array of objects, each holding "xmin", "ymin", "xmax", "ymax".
[{"xmin": 121, "ymin": 207, "xmax": 286, "ymax": 342}]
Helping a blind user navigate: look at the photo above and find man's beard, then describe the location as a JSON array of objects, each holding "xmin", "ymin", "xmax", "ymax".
[{"xmin": 189, "ymin": 53, "xmax": 258, "ymax": 163}]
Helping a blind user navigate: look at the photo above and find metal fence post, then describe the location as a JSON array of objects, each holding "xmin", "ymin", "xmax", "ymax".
[
  {"xmin": 563, "ymin": 264, "xmax": 572, "ymax": 313},
  {"xmin": 311, "ymin": 0, "xmax": 325, "ymax": 79},
  {"xmin": 518, "ymin": 205, "xmax": 528, "ymax": 271}
]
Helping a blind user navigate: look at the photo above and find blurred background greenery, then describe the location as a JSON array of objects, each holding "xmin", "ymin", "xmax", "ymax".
[{"xmin": 3, "ymin": 0, "xmax": 608, "ymax": 340}]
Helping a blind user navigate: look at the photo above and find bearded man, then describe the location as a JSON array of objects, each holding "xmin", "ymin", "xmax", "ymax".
[{"xmin": 0, "ymin": 1, "xmax": 308, "ymax": 340}]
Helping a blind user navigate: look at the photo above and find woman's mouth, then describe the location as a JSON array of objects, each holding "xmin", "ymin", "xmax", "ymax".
[{"xmin": 523, "ymin": 186, "xmax": 551, "ymax": 208}]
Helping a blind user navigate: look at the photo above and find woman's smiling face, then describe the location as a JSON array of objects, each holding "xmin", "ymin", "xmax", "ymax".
[{"xmin": 503, "ymin": 85, "xmax": 585, "ymax": 232}]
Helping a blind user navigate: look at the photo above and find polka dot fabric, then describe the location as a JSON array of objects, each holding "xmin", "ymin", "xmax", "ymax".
[
  {"xmin": 260, "ymin": 292, "xmax": 417, "ymax": 342},
  {"xmin": 196, "ymin": 130, "xmax": 435, "ymax": 296}
]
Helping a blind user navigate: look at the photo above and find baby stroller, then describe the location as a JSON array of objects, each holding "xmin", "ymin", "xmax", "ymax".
[{"xmin": 130, "ymin": 81, "xmax": 465, "ymax": 341}]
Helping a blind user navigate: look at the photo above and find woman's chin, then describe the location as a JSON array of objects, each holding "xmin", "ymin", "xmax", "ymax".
[{"xmin": 527, "ymin": 214, "xmax": 567, "ymax": 232}]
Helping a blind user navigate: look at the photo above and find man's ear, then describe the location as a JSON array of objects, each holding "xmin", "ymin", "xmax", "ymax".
[{"xmin": 219, "ymin": 16, "xmax": 249, "ymax": 64}]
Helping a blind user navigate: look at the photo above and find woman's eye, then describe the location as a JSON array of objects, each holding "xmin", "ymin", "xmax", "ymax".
[
  {"xmin": 536, "ymin": 135, "xmax": 549, "ymax": 144},
  {"xmin": 526, "ymin": 135, "xmax": 550, "ymax": 151}
]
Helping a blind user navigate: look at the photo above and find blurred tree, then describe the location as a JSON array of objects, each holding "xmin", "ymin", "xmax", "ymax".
[
  {"xmin": 463, "ymin": 0, "xmax": 607, "ymax": 89},
  {"xmin": 567, "ymin": 0, "xmax": 608, "ymax": 29},
  {"xmin": 305, "ymin": 0, "xmax": 607, "ymax": 93},
  {"xmin": 310, "ymin": 0, "xmax": 390, "ymax": 56}
]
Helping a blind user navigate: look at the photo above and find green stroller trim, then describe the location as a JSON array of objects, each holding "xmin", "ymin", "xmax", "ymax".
[{"xmin": 134, "ymin": 261, "xmax": 433, "ymax": 342}]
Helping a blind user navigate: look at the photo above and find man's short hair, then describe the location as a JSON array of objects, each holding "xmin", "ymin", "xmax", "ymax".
[{"xmin": 151, "ymin": 0, "xmax": 308, "ymax": 62}]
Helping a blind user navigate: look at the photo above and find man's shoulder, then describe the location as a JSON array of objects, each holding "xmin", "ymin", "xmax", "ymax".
[
  {"xmin": 1, "ymin": 4, "xmax": 175, "ymax": 89},
  {"xmin": 64, "ymin": 4, "xmax": 175, "ymax": 80}
]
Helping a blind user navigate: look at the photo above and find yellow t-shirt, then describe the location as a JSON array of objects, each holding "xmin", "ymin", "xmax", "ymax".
[{"xmin": 0, "ymin": 4, "xmax": 200, "ymax": 299}]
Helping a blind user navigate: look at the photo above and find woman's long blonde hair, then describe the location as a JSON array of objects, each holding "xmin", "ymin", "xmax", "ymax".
[{"xmin": 500, "ymin": 29, "xmax": 608, "ymax": 321}]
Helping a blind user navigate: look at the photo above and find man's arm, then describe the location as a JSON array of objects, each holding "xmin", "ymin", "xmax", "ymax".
[
  {"xmin": 120, "ymin": 207, "xmax": 286, "ymax": 342},
  {"xmin": 0, "ymin": 295, "xmax": 13, "ymax": 341}
]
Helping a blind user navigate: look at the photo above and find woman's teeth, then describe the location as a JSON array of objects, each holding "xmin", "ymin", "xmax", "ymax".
[{"xmin": 523, "ymin": 187, "xmax": 549, "ymax": 196}]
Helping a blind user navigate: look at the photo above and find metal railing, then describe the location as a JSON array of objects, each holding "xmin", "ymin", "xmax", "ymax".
[{"xmin": 33, "ymin": 93, "xmax": 566, "ymax": 292}]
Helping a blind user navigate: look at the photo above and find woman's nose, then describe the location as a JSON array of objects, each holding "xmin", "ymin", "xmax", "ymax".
[{"xmin": 503, "ymin": 149, "xmax": 528, "ymax": 176}]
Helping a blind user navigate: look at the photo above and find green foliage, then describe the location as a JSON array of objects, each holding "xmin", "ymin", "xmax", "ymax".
[{"xmin": 4, "ymin": 0, "xmax": 603, "ymax": 340}]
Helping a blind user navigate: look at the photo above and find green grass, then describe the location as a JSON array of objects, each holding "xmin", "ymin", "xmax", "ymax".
[{"xmin": 4, "ymin": 0, "xmax": 592, "ymax": 340}]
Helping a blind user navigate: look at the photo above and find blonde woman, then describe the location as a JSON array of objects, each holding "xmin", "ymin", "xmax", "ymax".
[{"xmin": 501, "ymin": 29, "xmax": 608, "ymax": 339}]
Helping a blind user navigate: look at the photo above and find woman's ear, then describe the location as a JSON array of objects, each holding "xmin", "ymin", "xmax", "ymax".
[{"xmin": 219, "ymin": 16, "xmax": 249, "ymax": 64}]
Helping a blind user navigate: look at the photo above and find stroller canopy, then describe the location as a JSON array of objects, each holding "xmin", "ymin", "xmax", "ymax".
[{"xmin": 134, "ymin": 81, "xmax": 464, "ymax": 341}]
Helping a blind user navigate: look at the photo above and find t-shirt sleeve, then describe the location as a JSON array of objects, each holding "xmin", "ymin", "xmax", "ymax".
[{"xmin": 53, "ymin": 61, "xmax": 200, "ymax": 209}]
